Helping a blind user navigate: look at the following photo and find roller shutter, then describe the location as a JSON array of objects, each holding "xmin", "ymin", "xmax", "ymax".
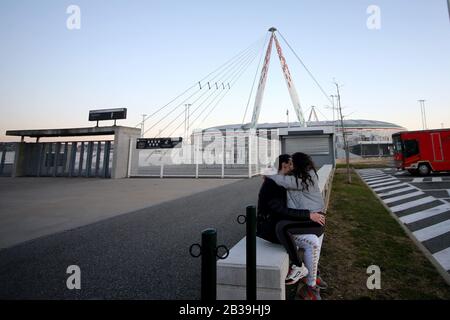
[{"xmin": 283, "ymin": 136, "xmax": 330, "ymax": 155}]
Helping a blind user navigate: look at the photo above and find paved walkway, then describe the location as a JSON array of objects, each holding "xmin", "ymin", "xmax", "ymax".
[
  {"xmin": 0, "ymin": 177, "xmax": 239, "ymax": 249},
  {"xmin": 0, "ymin": 177, "xmax": 262, "ymax": 299}
]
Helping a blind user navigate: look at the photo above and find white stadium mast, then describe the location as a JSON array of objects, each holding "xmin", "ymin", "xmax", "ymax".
[{"xmin": 250, "ymin": 27, "xmax": 306, "ymax": 129}]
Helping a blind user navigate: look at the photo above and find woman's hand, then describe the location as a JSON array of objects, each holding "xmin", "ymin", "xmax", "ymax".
[{"xmin": 310, "ymin": 212, "xmax": 326, "ymax": 226}]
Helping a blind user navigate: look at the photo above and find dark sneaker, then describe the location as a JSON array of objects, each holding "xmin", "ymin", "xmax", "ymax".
[
  {"xmin": 302, "ymin": 274, "xmax": 328, "ymax": 290},
  {"xmin": 316, "ymin": 274, "xmax": 328, "ymax": 290},
  {"xmin": 298, "ymin": 284, "xmax": 321, "ymax": 300},
  {"xmin": 285, "ymin": 264, "xmax": 308, "ymax": 285}
]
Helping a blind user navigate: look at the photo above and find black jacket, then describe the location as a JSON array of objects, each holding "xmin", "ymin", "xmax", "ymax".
[{"xmin": 256, "ymin": 178, "xmax": 311, "ymax": 243}]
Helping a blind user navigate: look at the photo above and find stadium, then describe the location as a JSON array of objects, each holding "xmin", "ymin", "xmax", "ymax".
[{"xmin": 203, "ymin": 119, "xmax": 407, "ymax": 159}]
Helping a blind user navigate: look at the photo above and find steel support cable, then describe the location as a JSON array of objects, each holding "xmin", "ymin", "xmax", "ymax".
[
  {"xmin": 136, "ymin": 37, "xmax": 263, "ymax": 127},
  {"xmin": 157, "ymin": 85, "xmax": 228, "ymax": 139},
  {"xmin": 152, "ymin": 48, "xmax": 260, "ymax": 139},
  {"xmin": 135, "ymin": 36, "xmax": 265, "ymax": 127},
  {"xmin": 143, "ymin": 50, "xmax": 261, "ymax": 162},
  {"xmin": 315, "ymin": 107, "xmax": 329, "ymax": 121},
  {"xmin": 141, "ymin": 45, "xmax": 261, "ymax": 136},
  {"xmin": 188, "ymin": 50, "xmax": 259, "ymax": 131},
  {"xmin": 163, "ymin": 49, "xmax": 260, "ymax": 140},
  {"xmin": 197, "ymin": 49, "xmax": 259, "ymax": 128},
  {"xmin": 277, "ymin": 31, "xmax": 333, "ymax": 106},
  {"xmin": 142, "ymin": 88, "xmax": 207, "ymax": 136},
  {"xmin": 242, "ymin": 32, "xmax": 269, "ymax": 125},
  {"xmin": 203, "ymin": 40, "xmax": 263, "ymax": 87}
]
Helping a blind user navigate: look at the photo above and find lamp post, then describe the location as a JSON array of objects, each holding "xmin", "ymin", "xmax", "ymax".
[
  {"xmin": 418, "ymin": 100, "xmax": 427, "ymax": 130},
  {"xmin": 184, "ymin": 104, "xmax": 192, "ymax": 141},
  {"xmin": 141, "ymin": 114, "xmax": 147, "ymax": 137}
]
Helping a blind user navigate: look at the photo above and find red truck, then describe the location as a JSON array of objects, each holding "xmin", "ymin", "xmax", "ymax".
[{"xmin": 392, "ymin": 129, "xmax": 450, "ymax": 175}]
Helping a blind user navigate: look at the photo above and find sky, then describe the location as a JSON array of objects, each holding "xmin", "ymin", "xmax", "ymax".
[{"xmin": 0, "ymin": 0, "xmax": 449, "ymax": 141}]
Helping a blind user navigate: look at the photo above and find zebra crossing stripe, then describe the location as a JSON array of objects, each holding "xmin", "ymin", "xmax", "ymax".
[
  {"xmin": 367, "ymin": 177, "xmax": 397, "ymax": 184},
  {"xmin": 412, "ymin": 178, "xmax": 424, "ymax": 183},
  {"xmin": 361, "ymin": 175, "xmax": 386, "ymax": 180},
  {"xmin": 373, "ymin": 183, "xmax": 407, "ymax": 192},
  {"xmin": 432, "ymin": 247, "xmax": 450, "ymax": 271},
  {"xmin": 390, "ymin": 196, "xmax": 436, "ymax": 213},
  {"xmin": 383, "ymin": 191, "xmax": 425, "ymax": 204},
  {"xmin": 370, "ymin": 180, "xmax": 400, "ymax": 188},
  {"xmin": 413, "ymin": 219, "xmax": 450, "ymax": 242},
  {"xmin": 432, "ymin": 177, "xmax": 443, "ymax": 182},
  {"xmin": 378, "ymin": 186, "xmax": 417, "ymax": 197},
  {"xmin": 364, "ymin": 176, "xmax": 389, "ymax": 182},
  {"xmin": 367, "ymin": 178, "xmax": 398, "ymax": 188},
  {"xmin": 399, "ymin": 204, "xmax": 450, "ymax": 224}
]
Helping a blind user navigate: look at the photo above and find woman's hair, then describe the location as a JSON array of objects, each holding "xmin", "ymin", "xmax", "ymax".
[{"xmin": 291, "ymin": 152, "xmax": 318, "ymax": 191}]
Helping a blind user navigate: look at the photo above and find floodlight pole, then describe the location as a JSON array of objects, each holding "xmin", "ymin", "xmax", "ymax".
[
  {"xmin": 335, "ymin": 82, "xmax": 351, "ymax": 184},
  {"xmin": 141, "ymin": 114, "xmax": 147, "ymax": 137}
]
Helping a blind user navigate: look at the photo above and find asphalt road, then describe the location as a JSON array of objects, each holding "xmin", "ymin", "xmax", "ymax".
[
  {"xmin": 0, "ymin": 177, "xmax": 262, "ymax": 299},
  {"xmin": 383, "ymin": 168, "xmax": 450, "ymax": 202},
  {"xmin": 0, "ymin": 177, "xmax": 238, "ymax": 249}
]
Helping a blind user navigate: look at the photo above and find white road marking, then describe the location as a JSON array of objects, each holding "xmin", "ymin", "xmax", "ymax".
[
  {"xmin": 412, "ymin": 178, "xmax": 424, "ymax": 183},
  {"xmin": 383, "ymin": 191, "xmax": 425, "ymax": 204},
  {"xmin": 400, "ymin": 204, "xmax": 450, "ymax": 224},
  {"xmin": 390, "ymin": 196, "xmax": 436, "ymax": 213},
  {"xmin": 364, "ymin": 178, "xmax": 388, "ymax": 183},
  {"xmin": 432, "ymin": 177, "xmax": 443, "ymax": 182},
  {"xmin": 361, "ymin": 174, "xmax": 386, "ymax": 180},
  {"xmin": 361, "ymin": 176, "xmax": 385, "ymax": 180},
  {"xmin": 433, "ymin": 247, "xmax": 450, "ymax": 271},
  {"xmin": 413, "ymin": 219, "xmax": 450, "ymax": 242},
  {"xmin": 378, "ymin": 186, "xmax": 417, "ymax": 197},
  {"xmin": 364, "ymin": 176, "xmax": 389, "ymax": 181},
  {"xmin": 448, "ymin": 190, "xmax": 450, "ymax": 197},
  {"xmin": 395, "ymin": 172, "xmax": 407, "ymax": 176},
  {"xmin": 373, "ymin": 183, "xmax": 408, "ymax": 192},
  {"xmin": 366, "ymin": 179, "xmax": 395, "ymax": 185},
  {"xmin": 369, "ymin": 179, "xmax": 400, "ymax": 188}
]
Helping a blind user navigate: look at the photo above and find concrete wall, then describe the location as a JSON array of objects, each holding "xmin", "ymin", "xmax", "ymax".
[
  {"xmin": 11, "ymin": 143, "xmax": 26, "ymax": 178},
  {"xmin": 112, "ymin": 127, "xmax": 141, "ymax": 179}
]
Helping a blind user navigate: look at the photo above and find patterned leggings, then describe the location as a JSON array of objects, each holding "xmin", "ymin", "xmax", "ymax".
[
  {"xmin": 293, "ymin": 234, "xmax": 324, "ymax": 287},
  {"xmin": 275, "ymin": 220, "xmax": 324, "ymax": 286}
]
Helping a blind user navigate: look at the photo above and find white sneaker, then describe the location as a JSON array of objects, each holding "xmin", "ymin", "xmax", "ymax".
[{"xmin": 285, "ymin": 264, "xmax": 309, "ymax": 285}]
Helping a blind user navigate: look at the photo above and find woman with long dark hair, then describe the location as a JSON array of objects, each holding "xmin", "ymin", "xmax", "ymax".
[{"xmin": 267, "ymin": 152, "xmax": 326, "ymax": 300}]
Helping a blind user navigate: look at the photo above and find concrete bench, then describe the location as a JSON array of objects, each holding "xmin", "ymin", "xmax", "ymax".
[{"xmin": 217, "ymin": 165, "xmax": 334, "ymax": 300}]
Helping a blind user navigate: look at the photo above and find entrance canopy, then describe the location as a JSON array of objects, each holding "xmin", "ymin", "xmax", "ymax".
[{"xmin": 6, "ymin": 126, "xmax": 132, "ymax": 139}]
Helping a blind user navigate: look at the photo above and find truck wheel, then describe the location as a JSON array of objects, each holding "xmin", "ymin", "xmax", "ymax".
[{"xmin": 418, "ymin": 164, "xmax": 431, "ymax": 176}]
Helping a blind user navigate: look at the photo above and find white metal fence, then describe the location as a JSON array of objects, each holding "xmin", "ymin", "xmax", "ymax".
[{"xmin": 128, "ymin": 129, "xmax": 281, "ymax": 178}]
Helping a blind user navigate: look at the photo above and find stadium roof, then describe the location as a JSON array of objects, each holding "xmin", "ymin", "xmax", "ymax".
[{"xmin": 204, "ymin": 120, "xmax": 406, "ymax": 131}]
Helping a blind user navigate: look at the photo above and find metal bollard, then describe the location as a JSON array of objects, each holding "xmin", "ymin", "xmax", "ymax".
[
  {"xmin": 237, "ymin": 205, "xmax": 257, "ymax": 301},
  {"xmin": 189, "ymin": 228, "xmax": 229, "ymax": 301}
]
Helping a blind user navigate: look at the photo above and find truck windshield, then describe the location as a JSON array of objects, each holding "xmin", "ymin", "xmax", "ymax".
[
  {"xmin": 404, "ymin": 139, "xmax": 419, "ymax": 158},
  {"xmin": 392, "ymin": 135, "xmax": 402, "ymax": 153}
]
